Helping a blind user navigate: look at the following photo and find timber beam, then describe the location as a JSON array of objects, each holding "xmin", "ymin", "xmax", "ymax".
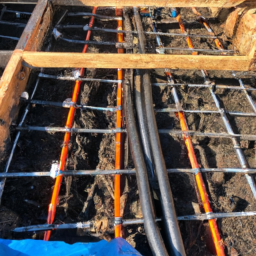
[
  {"xmin": 51, "ymin": 0, "xmax": 255, "ymax": 8},
  {"xmin": 4, "ymin": 0, "xmax": 254, "ymax": 7},
  {"xmin": 16, "ymin": 0, "xmax": 52, "ymax": 51},
  {"xmin": 22, "ymin": 52, "xmax": 256, "ymax": 71}
]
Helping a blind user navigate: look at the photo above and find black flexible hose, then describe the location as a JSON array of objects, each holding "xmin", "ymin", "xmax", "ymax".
[
  {"xmin": 124, "ymin": 79, "xmax": 169, "ymax": 256},
  {"xmin": 133, "ymin": 6, "xmax": 186, "ymax": 256},
  {"xmin": 142, "ymin": 71, "xmax": 186, "ymax": 256},
  {"xmin": 134, "ymin": 72, "xmax": 155, "ymax": 184}
]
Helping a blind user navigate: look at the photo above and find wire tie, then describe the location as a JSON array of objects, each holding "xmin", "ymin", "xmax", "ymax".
[
  {"xmin": 115, "ymin": 128, "xmax": 125, "ymax": 133},
  {"xmin": 210, "ymin": 82, "xmax": 216, "ymax": 92},
  {"xmin": 114, "ymin": 217, "xmax": 122, "ymax": 226},
  {"xmin": 194, "ymin": 168, "xmax": 201, "ymax": 175},
  {"xmin": 58, "ymin": 170, "xmax": 64, "ymax": 176},
  {"xmin": 116, "ymin": 105, "xmax": 122, "ymax": 111},
  {"xmin": 205, "ymin": 212, "xmax": 214, "ymax": 220},
  {"xmin": 219, "ymin": 108, "xmax": 226, "ymax": 115}
]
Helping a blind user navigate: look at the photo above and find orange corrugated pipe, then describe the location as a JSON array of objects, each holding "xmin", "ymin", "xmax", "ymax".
[
  {"xmin": 177, "ymin": 110, "xmax": 225, "ymax": 256},
  {"xmin": 114, "ymin": 7, "xmax": 124, "ymax": 238},
  {"xmin": 191, "ymin": 7, "xmax": 225, "ymax": 51},
  {"xmin": 44, "ymin": 6, "xmax": 98, "ymax": 241},
  {"xmin": 175, "ymin": 13, "xmax": 197, "ymax": 55},
  {"xmin": 173, "ymin": 9, "xmax": 225, "ymax": 256}
]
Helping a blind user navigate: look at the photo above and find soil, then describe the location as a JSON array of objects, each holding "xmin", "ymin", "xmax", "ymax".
[{"xmin": 1, "ymin": 6, "xmax": 256, "ymax": 256}]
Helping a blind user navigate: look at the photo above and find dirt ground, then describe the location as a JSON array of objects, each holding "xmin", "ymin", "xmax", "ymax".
[{"xmin": 1, "ymin": 6, "xmax": 256, "ymax": 256}]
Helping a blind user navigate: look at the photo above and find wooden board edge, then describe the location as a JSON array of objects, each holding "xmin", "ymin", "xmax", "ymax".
[
  {"xmin": 22, "ymin": 52, "xmax": 252, "ymax": 71},
  {"xmin": 16, "ymin": 0, "xmax": 52, "ymax": 51},
  {"xmin": 0, "ymin": 50, "xmax": 31, "ymax": 159},
  {"xmin": 51, "ymin": 0, "xmax": 255, "ymax": 8}
]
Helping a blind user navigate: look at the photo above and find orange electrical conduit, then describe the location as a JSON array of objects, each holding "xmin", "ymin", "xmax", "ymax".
[
  {"xmin": 173, "ymin": 10, "xmax": 225, "ymax": 256},
  {"xmin": 44, "ymin": 6, "xmax": 98, "ymax": 241},
  {"xmin": 114, "ymin": 7, "xmax": 124, "ymax": 238}
]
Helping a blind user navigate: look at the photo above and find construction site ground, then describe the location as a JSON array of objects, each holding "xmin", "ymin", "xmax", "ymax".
[{"xmin": 0, "ymin": 6, "xmax": 256, "ymax": 256}]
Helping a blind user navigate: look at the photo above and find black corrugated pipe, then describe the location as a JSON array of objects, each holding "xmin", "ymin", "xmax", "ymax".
[
  {"xmin": 134, "ymin": 71, "xmax": 156, "ymax": 187},
  {"xmin": 124, "ymin": 79, "xmax": 169, "ymax": 256},
  {"xmin": 142, "ymin": 72, "xmax": 186, "ymax": 256},
  {"xmin": 124, "ymin": 7, "xmax": 156, "ymax": 189},
  {"xmin": 133, "ymin": 7, "xmax": 186, "ymax": 256}
]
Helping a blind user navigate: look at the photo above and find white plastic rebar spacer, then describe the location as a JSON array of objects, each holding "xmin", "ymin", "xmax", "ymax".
[
  {"xmin": 83, "ymin": 24, "xmax": 90, "ymax": 31},
  {"xmin": 72, "ymin": 69, "xmax": 80, "ymax": 79},
  {"xmin": 63, "ymin": 98, "xmax": 74, "ymax": 108},
  {"xmin": 50, "ymin": 161, "xmax": 59, "ymax": 178},
  {"xmin": 53, "ymin": 28, "xmax": 62, "ymax": 40}
]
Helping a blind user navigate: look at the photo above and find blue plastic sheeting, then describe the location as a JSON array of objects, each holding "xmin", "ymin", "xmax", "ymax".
[{"xmin": 0, "ymin": 237, "xmax": 142, "ymax": 256}]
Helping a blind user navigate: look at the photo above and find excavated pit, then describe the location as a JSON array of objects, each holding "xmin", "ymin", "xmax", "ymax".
[{"xmin": 0, "ymin": 6, "xmax": 256, "ymax": 256}]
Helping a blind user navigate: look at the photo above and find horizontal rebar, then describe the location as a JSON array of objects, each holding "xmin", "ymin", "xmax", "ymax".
[
  {"xmin": 0, "ymin": 20, "xmax": 26, "ymax": 27},
  {"xmin": 14, "ymin": 126, "xmax": 256, "ymax": 139},
  {"xmin": 26, "ymin": 99, "xmax": 256, "ymax": 116},
  {"xmin": 0, "ymin": 34, "xmax": 19, "ymax": 40},
  {"xmin": 4, "ymin": 9, "xmax": 31, "ymax": 15},
  {"xmin": 67, "ymin": 12, "xmax": 122, "ymax": 20},
  {"xmin": 152, "ymin": 82, "xmax": 256, "ymax": 91},
  {"xmin": 16, "ymin": 126, "xmax": 126, "ymax": 133},
  {"xmin": 27, "ymin": 100, "xmax": 119, "ymax": 112},
  {"xmin": 159, "ymin": 129, "xmax": 256, "ymax": 140},
  {"xmin": 59, "ymin": 37, "xmax": 117, "ymax": 46},
  {"xmin": 38, "ymin": 73, "xmax": 121, "ymax": 83},
  {"xmin": 38, "ymin": 75, "xmax": 256, "ymax": 92},
  {"xmin": 2, "ymin": 168, "xmax": 256, "ymax": 178},
  {"xmin": 160, "ymin": 47, "xmax": 235, "ymax": 54},
  {"xmin": 155, "ymin": 108, "xmax": 256, "ymax": 117},
  {"xmin": 178, "ymin": 211, "xmax": 256, "ymax": 221},
  {"xmin": 13, "ymin": 211, "xmax": 256, "ymax": 232},
  {"xmin": 57, "ymin": 24, "xmax": 218, "ymax": 39}
]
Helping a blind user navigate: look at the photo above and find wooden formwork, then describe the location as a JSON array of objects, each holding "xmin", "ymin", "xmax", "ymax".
[
  {"xmin": 0, "ymin": 0, "xmax": 256, "ymax": 156},
  {"xmin": 0, "ymin": 0, "xmax": 52, "ymax": 158},
  {"xmin": 1, "ymin": 0, "xmax": 256, "ymax": 7}
]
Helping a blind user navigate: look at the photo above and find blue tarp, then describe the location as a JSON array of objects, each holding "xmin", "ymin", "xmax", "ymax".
[{"xmin": 0, "ymin": 237, "xmax": 142, "ymax": 256}]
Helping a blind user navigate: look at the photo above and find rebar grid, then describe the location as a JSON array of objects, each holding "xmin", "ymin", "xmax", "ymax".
[
  {"xmin": 2, "ymin": 6, "xmax": 256, "ymax": 256},
  {"xmin": 0, "ymin": 5, "xmax": 31, "ymax": 41},
  {"xmin": 144, "ymin": 6, "xmax": 256, "ymax": 255}
]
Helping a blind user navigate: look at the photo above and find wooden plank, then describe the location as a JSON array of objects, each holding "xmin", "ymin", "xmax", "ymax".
[
  {"xmin": 52, "ymin": 0, "xmax": 255, "ymax": 8},
  {"xmin": 22, "ymin": 52, "xmax": 254, "ymax": 71},
  {"xmin": 0, "ymin": 51, "xmax": 13, "ymax": 68},
  {"xmin": 0, "ymin": 50, "xmax": 30, "ymax": 159},
  {"xmin": 16, "ymin": 0, "xmax": 51, "ymax": 51},
  {"xmin": 0, "ymin": 0, "xmax": 51, "ymax": 159},
  {"xmin": 0, "ymin": 1, "xmax": 37, "ymax": 3}
]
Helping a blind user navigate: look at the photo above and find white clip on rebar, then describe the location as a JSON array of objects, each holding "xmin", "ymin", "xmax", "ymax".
[
  {"xmin": 50, "ymin": 161, "xmax": 59, "ymax": 178},
  {"xmin": 53, "ymin": 28, "xmax": 62, "ymax": 40},
  {"xmin": 76, "ymin": 222, "xmax": 90, "ymax": 229},
  {"xmin": 63, "ymin": 98, "xmax": 76, "ymax": 108},
  {"xmin": 83, "ymin": 24, "xmax": 90, "ymax": 31},
  {"xmin": 72, "ymin": 69, "xmax": 80, "ymax": 79},
  {"xmin": 156, "ymin": 47, "xmax": 165, "ymax": 54}
]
